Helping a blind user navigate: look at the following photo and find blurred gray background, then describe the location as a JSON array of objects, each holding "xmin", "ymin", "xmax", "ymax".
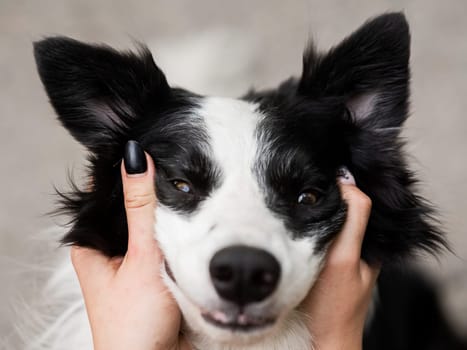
[{"xmin": 1, "ymin": 0, "xmax": 466, "ymax": 346}]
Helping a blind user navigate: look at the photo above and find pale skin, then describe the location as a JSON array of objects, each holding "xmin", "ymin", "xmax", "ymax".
[{"xmin": 71, "ymin": 153, "xmax": 379, "ymax": 350}]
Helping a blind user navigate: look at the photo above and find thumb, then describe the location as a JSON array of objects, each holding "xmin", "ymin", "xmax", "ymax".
[
  {"xmin": 328, "ymin": 167, "xmax": 372, "ymax": 264},
  {"xmin": 121, "ymin": 141, "xmax": 159, "ymax": 258}
]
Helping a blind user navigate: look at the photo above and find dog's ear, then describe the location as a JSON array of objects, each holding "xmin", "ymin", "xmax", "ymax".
[
  {"xmin": 299, "ymin": 13, "xmax": 445, "ymax": 261},
  {"xmin": 299, "ymin": 12, "xmax": 410, "ymax": 130},
  {"xmin": 33, "ymin": 37, "xmax": 170, "ymax": 152}
]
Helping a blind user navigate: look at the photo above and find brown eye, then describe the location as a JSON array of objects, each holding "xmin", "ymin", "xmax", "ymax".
[
  {"xmin": 297, "ymin": 191, "xmax": 318, "ymax": 205},
  {"xmin": 173, "ymin": 180, "xmax": 192, "ymax": 194}
]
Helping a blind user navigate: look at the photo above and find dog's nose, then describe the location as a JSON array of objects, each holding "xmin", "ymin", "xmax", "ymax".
[{"xmin": 209, "ymin": 245, "xmax": 280, "ymax": 305}]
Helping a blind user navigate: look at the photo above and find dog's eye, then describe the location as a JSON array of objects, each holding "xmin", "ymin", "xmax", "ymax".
[
  {"xmin": 172, "ymin": 180, "xmax": 192, "ymax": 194},
  {"xmin": 297, "ymin": 191, "xmax": 318, "ymax": 205}
]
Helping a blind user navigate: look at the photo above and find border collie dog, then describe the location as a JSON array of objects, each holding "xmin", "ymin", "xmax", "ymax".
[{"xmin": 31, "ymin": 12, "xmax": 465, "ymax": 350}]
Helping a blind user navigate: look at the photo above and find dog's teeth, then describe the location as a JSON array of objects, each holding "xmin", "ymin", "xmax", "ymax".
[
  {"xmin": 237, "ymin": 314, "xmax": 248, "ymax": 325},
  {"xmin": 212, "ymin": 311, "xmax": 228, "ymax": 323}
]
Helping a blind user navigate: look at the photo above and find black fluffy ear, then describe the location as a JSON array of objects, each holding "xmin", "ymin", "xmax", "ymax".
[
  {"xmin": 299, "ymin": 13, "xmax": 445, "ymax": 262},
  {"xmin": 299, "ymin": 12, "xmax": 410, "ymax": 129},
  {"xmin": 33, "ymin": 37, "xmax": 170, "ymax": 151}
]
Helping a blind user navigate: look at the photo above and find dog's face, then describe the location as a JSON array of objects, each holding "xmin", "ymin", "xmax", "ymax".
[
  {"xmin": 34, "ymin": 13, "xmax": 443, "ymax": 346},
  {"xmin": 150, "ymin": 96, "xmax": 346, "ymax": 342}
]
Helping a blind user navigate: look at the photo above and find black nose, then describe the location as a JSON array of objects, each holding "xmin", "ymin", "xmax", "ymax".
[{"xmin": 209, "ymin": 246, "xmax": 281, "ymax": 306}]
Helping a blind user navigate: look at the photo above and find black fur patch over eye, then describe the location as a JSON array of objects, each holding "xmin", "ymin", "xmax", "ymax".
[
  {"xmin": 134, "ymin": 105, "xmax": 222, "ymax": 215},
  {"xmin": 249, "ymin": 96, "xmax": 349, "ymax": 249},
  {"xmin": 152, "ymin": 149, "xmax": 221, "ymax": 215}
]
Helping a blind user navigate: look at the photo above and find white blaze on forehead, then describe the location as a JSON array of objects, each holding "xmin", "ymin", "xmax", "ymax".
[
  {"xmin": 192, "ymin": 97, "xmax": 295, "ymax": 273},
  {"xmin": 196, "ymin": 96, "xmax": 261, "ymax": 174},
  {"xmin": 193, "ymin": 96, "xmax": 283, "ymax": 248}
]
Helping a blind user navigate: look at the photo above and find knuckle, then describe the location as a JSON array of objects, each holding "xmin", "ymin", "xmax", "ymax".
[
  {"xmin": 124, "ymin": 191, "xmax": 155, "ymax": 209},
  {"xmin": 328, "ymin": 252, "xmax": 359, "ymax": 267},
  {"xmin": 326, "ymin": 255, "xmax": 359, "ymax": 273},
  {"xmin": 349, "ymin": 189, "xmax": 372, "ymax": 212},
  {"xmin": 357, "ymin": 193, "xmax": 372, "ymax": 211}
]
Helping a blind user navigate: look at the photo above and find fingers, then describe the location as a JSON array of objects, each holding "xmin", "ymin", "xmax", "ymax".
[
  {"xmin": 121, "ymin": 141, "xmax": 159, "ymax": 258},
  {"xmin": 327, "ymin": 167, "xmax": 372, "ymax": 265}
]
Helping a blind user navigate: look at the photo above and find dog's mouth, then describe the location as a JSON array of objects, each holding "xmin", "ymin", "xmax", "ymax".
[
  {"xmin": 201, "ymin": 309, "xmax": 276, "ymax": 332},
  {"xmin": 164, "ymin": 259, "xmax": 277, "ymax": 332}
]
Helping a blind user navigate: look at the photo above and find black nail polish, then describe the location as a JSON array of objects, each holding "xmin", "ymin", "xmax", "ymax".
[{"xmin": 124, "ymin": 140, "xmax": 147, "ymax": 174}]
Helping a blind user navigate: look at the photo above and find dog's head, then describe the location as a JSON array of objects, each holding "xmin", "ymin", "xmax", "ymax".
[{"xmin": 34, "ymin": 13, "xmax": 444, "ymax": 345}]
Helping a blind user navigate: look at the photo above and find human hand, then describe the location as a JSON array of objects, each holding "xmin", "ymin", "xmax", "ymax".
[
  {"xmin": 302, "ymin": 167, "xmax": 380, "ymax": 350},
  {"xmin": 71, "ymin": 141, "xmax": 191, "ymax": 350}
]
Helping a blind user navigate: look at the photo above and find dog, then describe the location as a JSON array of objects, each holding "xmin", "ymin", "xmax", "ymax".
[{"xmin": 29, "ymin": 12, "xmax": 467, "ymax": 350}]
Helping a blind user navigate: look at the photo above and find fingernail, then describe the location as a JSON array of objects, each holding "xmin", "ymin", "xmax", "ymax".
[
  {"xmin": 124, "ymin": 140, "xmax": 147, "ymax": 175},
  {"xmin": 337, "ymin": 166, "xmax": 356, "ymax": 185}
]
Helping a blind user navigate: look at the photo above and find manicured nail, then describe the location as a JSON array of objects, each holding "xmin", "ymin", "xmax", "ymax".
[
  {"xmin": 124, "ymin": 140, "xmax": 147, "ymax": 175},
  {"xmin": 337, "ymin": 166, "xmax": 356, "ymax": 185}
]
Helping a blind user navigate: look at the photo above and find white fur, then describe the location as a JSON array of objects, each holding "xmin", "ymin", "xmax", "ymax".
[
  {"xmin": 19, "ymin": 97, "xmax": 326, "ymax": 350},
  {"xmin": 10, "ymin": 240, "xmax": 92, "ymax": 350},
  {"xmin": 20, "ymin": 260, "xmax": 91, "ymax": 350}
]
